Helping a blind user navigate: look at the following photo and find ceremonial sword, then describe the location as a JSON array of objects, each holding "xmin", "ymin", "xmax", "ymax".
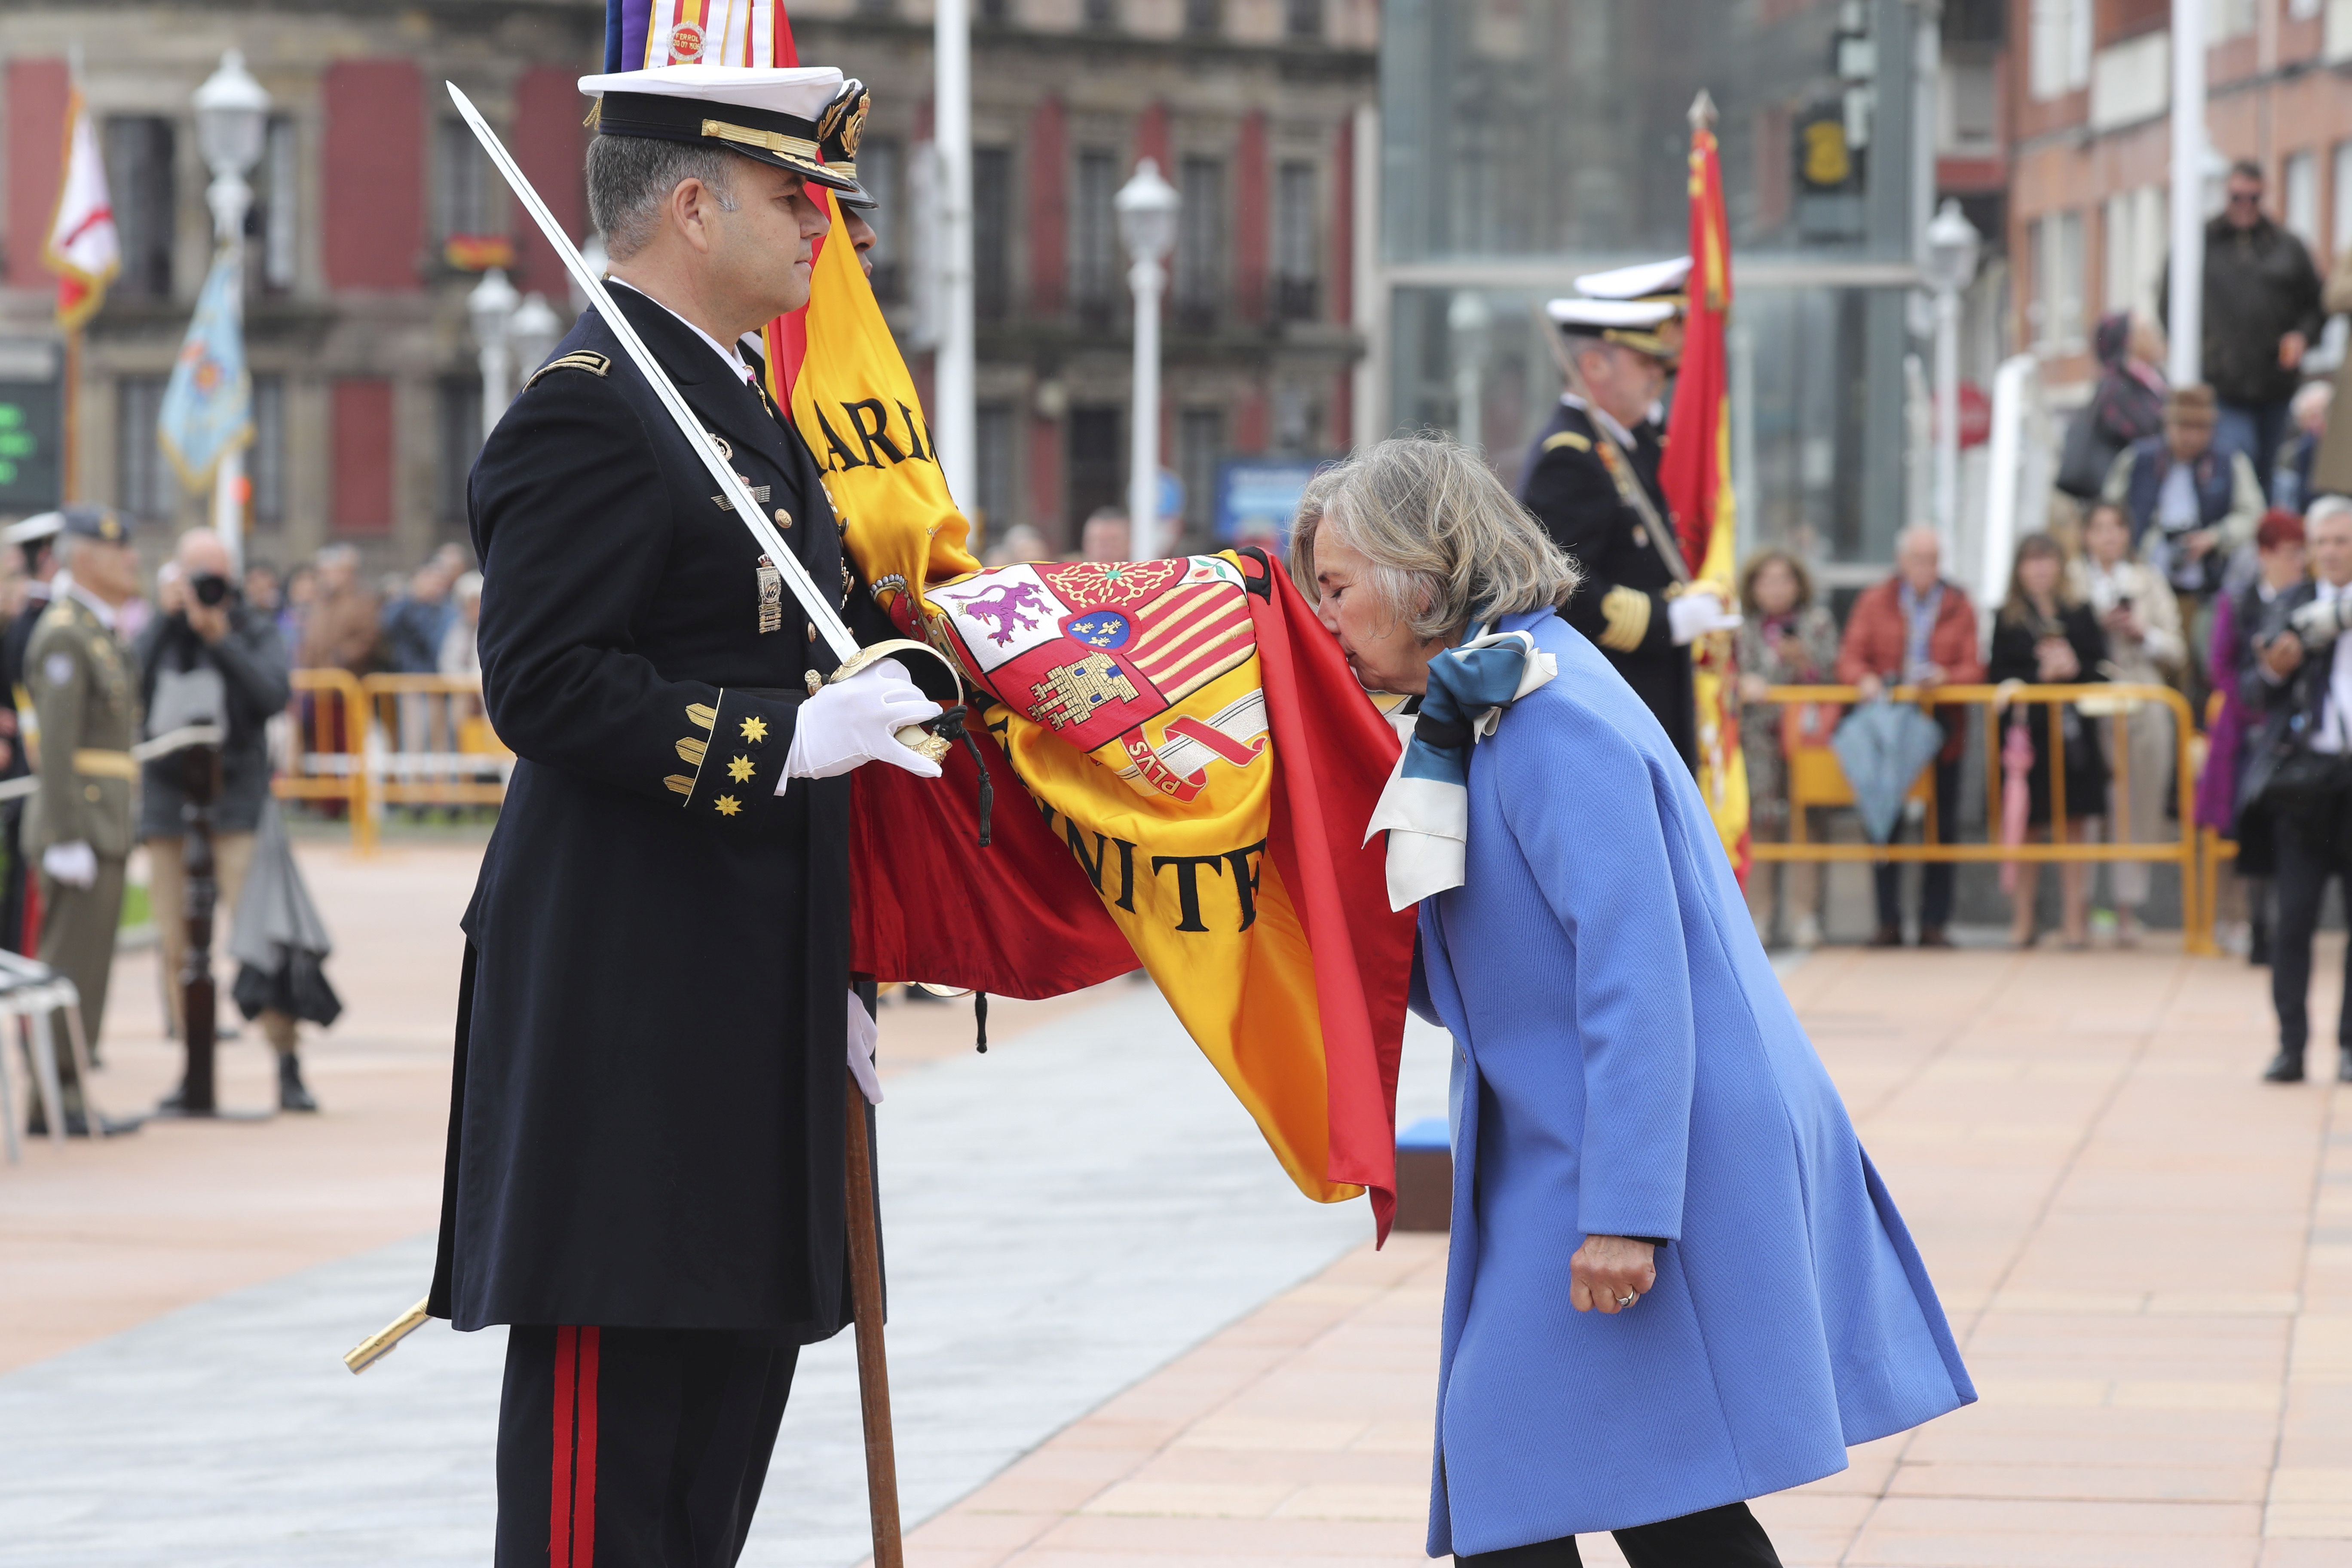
[{"xmin": 445, "ymin": 84, "xmax": 951, "ymax": 758}]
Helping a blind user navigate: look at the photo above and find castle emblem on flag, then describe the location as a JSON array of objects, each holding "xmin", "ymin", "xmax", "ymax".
[{"xmin": 1032, "ymin": 653, "xmax": 1139, "ymax": 731}]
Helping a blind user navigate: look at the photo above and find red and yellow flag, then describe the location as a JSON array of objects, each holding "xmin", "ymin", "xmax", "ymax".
[
  {"xmin": 790, "ymin": 188, "xmax": 1416, "ymax": 1235},
  {"xmin": 1658, "ymin": 97, "xmax": 1751, "ymax": 883}
]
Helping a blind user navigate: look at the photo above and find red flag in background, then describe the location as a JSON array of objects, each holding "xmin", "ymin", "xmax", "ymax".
[{"xmin": 1657, "ymin": 90, "xmax": 1752, "ymax": 882}]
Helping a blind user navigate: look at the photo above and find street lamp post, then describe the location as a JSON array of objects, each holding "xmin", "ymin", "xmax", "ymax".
[
  {"xmin": 1116, "ymin": 159, "xmax": 1178, "ymax": 562},
  {"xmin": 192, "ymin": 49, "xmax": 269, "ymax": 574},
  {"xmin": 2168, "ymin": 0, "xmax": 2208, "ymax": 386},
  {"xmin": 1923, "ymin": 198, "xmax": 1980, "ymax": 560},
  {"xmin": 469, "ymin": 267, "xmax": 520, "ymax": 443},
  {"xmin": 508, "ymin": 292, "xmax": 563, "ymax": 394}
]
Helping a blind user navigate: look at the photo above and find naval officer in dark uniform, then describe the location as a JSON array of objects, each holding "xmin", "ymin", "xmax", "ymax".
[
  {"xmin": 426, "ymin": 64, "xmax": 942, "ymax": 1565},
  {"xmin": 1517, "ymin": 289, "xmax": 1739, "ymax": 769}
]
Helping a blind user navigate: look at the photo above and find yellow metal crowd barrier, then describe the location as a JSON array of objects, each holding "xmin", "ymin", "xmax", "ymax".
[
  {"xmin": 273, "ymin": 671, "xmax": 510, "ymax": 851},
  {"xmin": 1751, "ymin": 683, "xmax": 2212, "ymax": 956}
]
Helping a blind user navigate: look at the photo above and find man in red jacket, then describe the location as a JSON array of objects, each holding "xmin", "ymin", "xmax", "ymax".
[{"xmin": 1836, "ymin": 527, "xmax": 1987, "ymax": 947}]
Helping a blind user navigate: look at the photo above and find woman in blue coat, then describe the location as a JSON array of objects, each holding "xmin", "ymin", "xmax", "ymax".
[{"xmin": 1291, "ymin": 438, "xmax": 1975, "ymax": 1565}]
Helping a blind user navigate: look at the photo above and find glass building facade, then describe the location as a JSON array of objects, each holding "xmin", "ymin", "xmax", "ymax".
[{"xmin": 1378, "ymin": 0, "xmax": 1928, "ymax": 570}]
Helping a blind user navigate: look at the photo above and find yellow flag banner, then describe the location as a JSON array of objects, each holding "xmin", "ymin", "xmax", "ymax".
[
  {"xmin": 785, "ymin": 193, "xmax": 980, "ymax": 616},
  {"xmin": 790, "ymin": 191, "xmax": 1416, "ymax": 1234}
]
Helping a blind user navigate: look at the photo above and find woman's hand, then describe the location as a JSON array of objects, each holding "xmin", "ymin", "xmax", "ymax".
[
  {"xmin": 1738, "ymin": 672, "xmax": 1770, "ymax": 704},
  {"xmin": 1569, "ymin": 1234, "xmax": 1657, "ymax": 1314},
  {"xmin": 2035, "ymin": 637, "xmax": 2080, "ymax": 682}
]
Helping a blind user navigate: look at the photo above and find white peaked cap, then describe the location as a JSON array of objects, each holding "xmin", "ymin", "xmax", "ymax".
[
  {"xmin": 578, "ymin": 64, "xmax": 846, "ymax": 121},
  {"xmin": 1571, "ymin": 255, "xmax": 1693, "ymax": 301},
  {"xmin": 1544, "ymin": 297, "xmax": 1679, "ymax": 330}
]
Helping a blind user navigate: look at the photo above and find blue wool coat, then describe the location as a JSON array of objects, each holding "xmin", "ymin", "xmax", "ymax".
[{"xmin": 1414, "ymin": 608, "xmax": 1974, "ymax": 1556}]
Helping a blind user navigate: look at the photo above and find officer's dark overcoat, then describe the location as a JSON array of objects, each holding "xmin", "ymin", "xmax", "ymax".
[
  {"xmin": 1516, "ymin": 398, "xmax": 1697, "ymax": 767},
  {"xmin": 430, "ymin": 287, "xmax": 871, "ymax": 1338}
]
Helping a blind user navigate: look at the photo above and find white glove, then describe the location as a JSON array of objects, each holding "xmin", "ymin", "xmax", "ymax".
[
  {"xmin": 781, "ymin": 659, "xmax": 943, "ymax": 783},
  {"xmin": 846, "ymin": 989, "xmax": 883, "ymax": 1105},
  {"xmin": 2293, "ymin": 595, "xmax": 2352, "ymax": 648},
  {"xmin": 1666, "ymin": 590, "xmax": 1743, "ymax": 646},
  {"xmin": 42, "ymin": 841, "xmax": 96, "ymax": 889}
]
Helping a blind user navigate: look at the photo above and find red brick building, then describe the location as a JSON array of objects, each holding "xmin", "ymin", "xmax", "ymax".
[
  {"xmin": 0, "ymin": 0, "xmax": 1375, "ymax": 565},
  {"xmin": 2003, "ymin": 0, "xmax": 2352, "ymax": 387}
]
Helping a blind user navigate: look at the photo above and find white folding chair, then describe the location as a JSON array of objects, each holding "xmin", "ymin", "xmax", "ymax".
[{"xmin": 0, "ymin": 952, "xmax": 101, "ymax": 1145}]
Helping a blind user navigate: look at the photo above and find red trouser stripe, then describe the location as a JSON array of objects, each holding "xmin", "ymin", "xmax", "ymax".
[
  {"xmin": 573, "ymin": 1328, "xmax": 600, "ymax": 1565},
  {"xmin": 548, "ymin": 1327, "xmax": 600, "ymax": 1566}
]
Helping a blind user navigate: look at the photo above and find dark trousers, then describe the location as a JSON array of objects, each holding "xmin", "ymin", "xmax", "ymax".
[
  {"xmin": 497, "ymin": 1324, "xmax": 799, "ymax": 1568},
  {"xmin": 1874, "ymin": 756, "xmax": 1963, "ymax": 934},
  {"xmin": 1456, "ymin": 1501, "xmax": 1782, "ymax": 1567},
  {"xmin": 2217, "ymin": 397, "xmax": 2292, "ymax": 499},
  {"xmin": 2271, "ymin": 815, "xmax": 2352, "ymax": 1058}
]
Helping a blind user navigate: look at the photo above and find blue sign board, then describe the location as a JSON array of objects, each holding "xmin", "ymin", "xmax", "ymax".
[{"xmin": 1214, "ymin": 457, "xmax": 1327, "ymax": 548}]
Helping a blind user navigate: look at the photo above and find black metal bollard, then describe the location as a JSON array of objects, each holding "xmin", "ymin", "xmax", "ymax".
[{"xmin": 176, "ymin": 740, "xmax": 223, "ymax": 1115}]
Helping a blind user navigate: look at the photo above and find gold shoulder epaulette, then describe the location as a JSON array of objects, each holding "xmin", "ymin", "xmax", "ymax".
[
  {"xmin": 522, "ymin": 351, "xmax": 612, "ymax": 392},
  {"xmin": 1544, "ymin": 430, "xmax": 1592, "ymax": 454}
]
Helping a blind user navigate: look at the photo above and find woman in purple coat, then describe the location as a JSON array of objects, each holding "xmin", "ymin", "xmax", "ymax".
[{"xmin": 1292, "ymin": 438, "xmax": 1974, "ymax": 1566}]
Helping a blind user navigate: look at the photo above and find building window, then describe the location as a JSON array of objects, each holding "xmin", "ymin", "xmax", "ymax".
[
  {"xmin": 116, "ymin": 377, "xmax": 171, "ymax": 521},
  {"xmin": 248, "ymin": 116, "xmax": 300, "ymax": 296},
  {"xmin": 436, "ymin": 118, "xmax": 502, "ymax": 242},
  {"xmin": 855, "ymin": 0, "xmax": 896, "ymax": 15},
  {"xmin": 1083, "ymin": 0, "xmax": 1117, "ymax": 28},
  {"xmin": 103, "ymin": 117, "xmax": 176, "ymax": 301},
  {"xmin": 976, "ymin": 401, "xmax": 1016, "ymax": 538},
  {"xmin": 1274, "ymin": 161, "xmax": 1319, "ymax": 322},
  {"xmin": 2284, "ymin": 150, "xmax": 2320, "ymax": 254},
  {"xmin": 1072, "ymin": 150, "xmax": 1119, "ymax": 328},
  {"xmin": 2101, "ymin": 187, "xmax": 2165, "ymax": 324},
  {"xmin": 250, "ymin": 376, "xmax": 287, "ymax": 528},
  {"xmin": 974, "ymin": 147, "xmax": 1014, "ymax": 324},
  {"xmin": 1067, "ymin": 405, "xmax": 1123, "ymax": 533},
  {"xmin": 1179, "ymin": 408, "xmax": 1223, "ymax": 545},
  {"xmin": 2029, "ymin": 210, "xmax": 2085, "ymax": 349},
  {"xmin": 1175, "ymin": 156, "xmax": 1227, "ymax": 331},
  {"xmin": 1185, "ymin": 0, "xmax": 1222, "ymax": 34},
  {"xmin": 439, "ymin": 377, "xmax": 485, "ymax": 526},
  {"xmin": 2027, "ymin": 0, "xmax": 2090, "ymax": 101},
  {"xmin": 978, "ymin": 0, "xmax": 1013, "ymax": 21},
  {"xmin": 861, "ymin": 138, "xmax": 904, "ymax": 303},
  {"xmin": 1284, "ymin": 0, "xmax": 1324, "ymax": 40}
]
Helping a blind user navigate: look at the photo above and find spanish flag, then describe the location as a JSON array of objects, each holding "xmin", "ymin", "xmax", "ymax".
[
  {"xmin": 1658, "ymin": 92, "xmax": 1751, "ymax": 883},
  {"xmin": 788, "ymin": 186, "xmax": 1415, "ymax": 1235}
]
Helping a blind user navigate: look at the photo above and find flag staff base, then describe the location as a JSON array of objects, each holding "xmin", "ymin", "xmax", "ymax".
[{"xmin": 845, "ymin": 1075, "xmax": 905, "ymax": 1568}]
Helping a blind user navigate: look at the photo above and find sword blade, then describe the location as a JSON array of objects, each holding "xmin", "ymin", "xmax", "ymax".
[{"xmin": 445, "ymin": 83, "xmax": 859, "ymax": 662}]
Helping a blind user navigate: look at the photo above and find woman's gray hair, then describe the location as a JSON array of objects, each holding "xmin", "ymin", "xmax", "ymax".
[
  {"xmin": 587, "ymin": 135, "xmax": 741, "ymax": 261},
  {"xmin": 1286, "ymin": 435, "xmax": 1580, "ymax": 641}
]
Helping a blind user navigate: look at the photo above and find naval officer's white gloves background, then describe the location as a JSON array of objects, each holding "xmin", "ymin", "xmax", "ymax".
[
  {"xmin": 779, "ymin": 658, "xmax": 943, "ymax": 787},
  {"xmin": 41, "ymin": 841, "xmax": 96, "ymax": 889},
  {"xmin": 1667, "ymin": 589, "xmax": 1743, "ymax": 646}
]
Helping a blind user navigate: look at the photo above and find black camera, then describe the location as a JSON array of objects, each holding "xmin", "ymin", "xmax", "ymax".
[{"xmin": 189, "ymin": 573, "xmax": 231, "ymax": 607}]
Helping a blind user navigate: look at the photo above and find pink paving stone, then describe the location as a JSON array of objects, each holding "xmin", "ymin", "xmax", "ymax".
[{"xmin": 890, "ymin": 943, "xmax": 2352, "ymax": 1567}]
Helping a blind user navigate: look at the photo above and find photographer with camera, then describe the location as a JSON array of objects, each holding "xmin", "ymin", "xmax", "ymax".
[
  {"xmin": 2245, "ymin": 496, "xmax": 2352, "ymax": 1082},
  {"xmin": 133, "ymin": 529, "xmax": 305, "ymax": 1109}
]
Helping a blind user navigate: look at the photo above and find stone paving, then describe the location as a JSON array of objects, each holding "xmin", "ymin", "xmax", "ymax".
[
  {"xmin": 897, "ymin": 939, "xmax": 2352, "ymax": 1568},
  {"xmin": 3, "ymin": 834, "xmax": 2349, "ymax": 1566}
]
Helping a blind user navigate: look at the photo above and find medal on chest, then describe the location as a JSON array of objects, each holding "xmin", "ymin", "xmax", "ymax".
[{"xmin": 756, "ymin": 556, "xmax": 784, "ymax": 635}]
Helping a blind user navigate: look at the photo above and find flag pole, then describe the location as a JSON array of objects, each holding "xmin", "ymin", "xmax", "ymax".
[
  {"xmin": 59, "ymin": 328, "xmax": 79, "ymax": 504},
  {"xmin": 843, "ymin": 1075, "xmax": 904, "ymax": 1568}
]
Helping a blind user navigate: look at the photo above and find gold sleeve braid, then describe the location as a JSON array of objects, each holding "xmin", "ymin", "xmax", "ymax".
[{"xmin": 1597, "ymin": 586, "xmax": 1653, "ymax": 652}]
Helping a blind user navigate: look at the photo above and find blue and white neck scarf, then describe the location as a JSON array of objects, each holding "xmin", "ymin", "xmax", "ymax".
[{"xmin": 1364, "ymin": 626, "xmax": 1557, "ymax": 910}]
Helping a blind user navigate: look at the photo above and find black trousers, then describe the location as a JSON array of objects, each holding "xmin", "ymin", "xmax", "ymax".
[
  {"xmin": 1457, "ymin": 1501, "xmax": 1781, "ymax": 1567},
  {"xmin": 2271, "ymin": 815, "xmax": 2352, "ymax": 1056},
  {"xmin": 497, "ymin": 1325, "xmax": 799, "ymax": 1568},
  {"xmin": 1874, "ymin": 756, "xmax": 1962, "ymax": 934}
]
